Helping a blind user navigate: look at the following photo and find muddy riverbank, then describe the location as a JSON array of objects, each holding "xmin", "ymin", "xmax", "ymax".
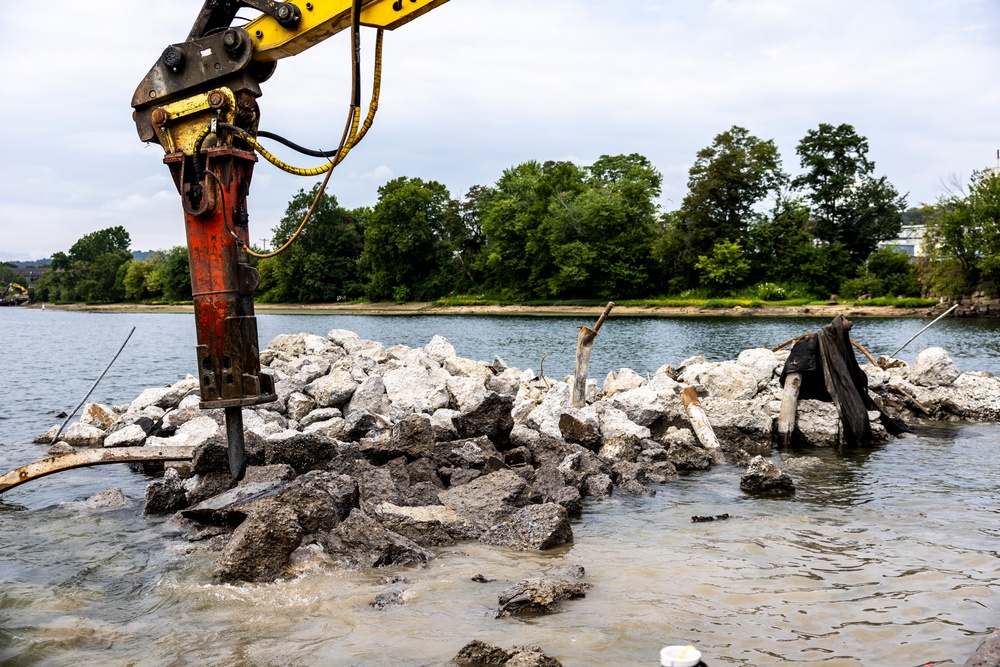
[{"xmin": 33, "ymin": 300, "xmax": 940, "ymax": 318}]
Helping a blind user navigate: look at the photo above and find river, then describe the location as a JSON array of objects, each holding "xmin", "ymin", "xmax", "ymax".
[{"xmin": 2, "ymin": 308, "xmax": 999, "ymax": 666}]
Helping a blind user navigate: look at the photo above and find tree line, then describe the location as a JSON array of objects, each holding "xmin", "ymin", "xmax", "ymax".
[{"xmin": 26, "ymin": 122, "xmax": 1000, "ymax": 304}]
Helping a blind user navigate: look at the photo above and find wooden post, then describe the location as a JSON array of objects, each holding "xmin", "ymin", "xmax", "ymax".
[
  {"xmin": 776, "ymin": 371, "xmax": 802, "ymax": 447},
  {"xmin": 572, "ymin": 301, "xmax": 614, "ymax": 407},
  {"xmin": 681, "ymin": 386, "xmax": 724, "ymax": 464},
  {"xmin": 0, "ymin": 446, "xmax": 196, "ymax": 494}
]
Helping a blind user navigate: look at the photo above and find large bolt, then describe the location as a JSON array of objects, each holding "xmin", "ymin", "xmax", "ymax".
[
  {"xmin": 275, "ymin": 3, "xmax": 301, "ymax": 28},
  {"xmin": 222, "ymin": 28, "xmax": 245, "ymax": 56},
  {"xmin": 150, "ymin": 108, "xmax": 168, "ymax": 126},
  {"xmin": 161, "ymin": 45, "xmax": 184, "ymax": 72},
  {"xmin": 207, "ymin": 90, "xmax": 227, "ymax": 109}
]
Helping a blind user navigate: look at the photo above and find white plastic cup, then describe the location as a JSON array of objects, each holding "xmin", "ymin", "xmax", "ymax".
[{"xmin": 660, "ymin": 644, "xmax": 702, "ymax": 667}]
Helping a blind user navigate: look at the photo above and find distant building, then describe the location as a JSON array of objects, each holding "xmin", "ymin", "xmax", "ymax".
[
  {"xmin": 878, "ymin": 225, "xmax": 926, "ymax": 257},
  {"xmin": 11, "ymin": 266, "xmax": 47, "ymax": 284}
]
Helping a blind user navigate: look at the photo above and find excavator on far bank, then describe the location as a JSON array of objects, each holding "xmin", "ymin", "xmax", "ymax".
[{"xmin": 1, "ymin": 282, "xmax": 30, "ymax": 306}]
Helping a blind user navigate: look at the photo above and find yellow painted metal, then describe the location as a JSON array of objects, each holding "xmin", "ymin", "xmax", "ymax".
[
  {"xmin": 245, "ymin": 0, "xmax": 449, "ymax": 62},
  {"xmin": 151, "ymin": 88, "xmax": 237, "ymax": 155}
]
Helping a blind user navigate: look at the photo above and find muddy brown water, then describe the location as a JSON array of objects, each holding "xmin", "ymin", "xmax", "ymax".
[{"xmin": 3, "ymin": 309, "xmax": 1000, "ymax": 665}]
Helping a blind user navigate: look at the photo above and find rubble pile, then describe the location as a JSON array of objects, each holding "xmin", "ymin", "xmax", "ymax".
[{"xmin": 34, "ymin": 328, "xmax": 996, "ymax": 584}]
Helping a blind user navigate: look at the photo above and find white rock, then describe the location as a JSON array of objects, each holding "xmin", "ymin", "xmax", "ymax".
[
  {"xmin": 103, "ymin": 423, "xmax": 147, "ymax": 448},
  {"xmin": 286, "ymin": 392, "xmax": 316, "ymax": 422},
  {"xmin": 679, "ymin": 361, "xmax": 759, "ymax": 400},
  {"xmin": 424, "ymin": 335, "xmax": 457, "ymax": 359},
  {"xmin": 130, "ymin": 385, "xmax": 186, "ymax": 411},
  {"xmin": 300, "ymin": 407, "xmax": 342, "ymax": 428},
  {"xmin": 736, "ymin": 348, "xmax": 780, "ymax": 390},
  {"xmin": 305, "ymin": 369, "xmax": 358, "ymax": 408},
  {"xmin": 446, "ymin": 376, "xmax": 488, "ymax": 412},
  {"xmin": 383, "ymin": 365, "xmax": 450, "ymax": 414},
  {"xmin": 442, "ymin": 355, "xmax": 492, "ymax": 379},
  {"xmin": 911, "ymin": 347, "xmax": 961, "ymax": 387},
  {"xmin": 603, "ymin": 368, "xmax": 646, "ymax": 394},
  {"xmin": 598, "ymin": 406, "xmax": 650, "ymax": 446},
  {"xmin": 345, "ymin": 375, "xmax": 389, "ymax": 416},
  {"xmin": 81, "ymin": 402, "xmax": 117, "ymax": 429},
  {"xmin": 608, "ymin": 385, "xmax": 665, "ymax": 427},
  {"xmin": 62, "ymin": 422, "xmax": 105, "ymax": 447},
  {"xmin": 146, "ymin": 415, "xmax": 219, "ymax": 448}
]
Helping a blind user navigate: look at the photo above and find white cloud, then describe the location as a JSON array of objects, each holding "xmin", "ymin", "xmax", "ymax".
[{"xmin": 1, "ymin": 0, "xmax": 998, "ymax": 257}]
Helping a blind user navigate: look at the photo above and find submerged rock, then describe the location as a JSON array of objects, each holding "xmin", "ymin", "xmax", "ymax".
[
  {"xmin": 740, "ymin": 456, "xmax": 795, "ymax": 497},
  {"xmin": 451, "ymin": 640, "xmax": 562, "ymax": 667},
  {"xmin": 496, "ymin": 577, "xmax": 592, "ymax": 617}
]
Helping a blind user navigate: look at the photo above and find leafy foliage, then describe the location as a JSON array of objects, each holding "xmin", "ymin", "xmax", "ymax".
[
  {"xmin": 792, "ymin": 123, "xmax": 906, "ymax": 263},
  {"xmin": 258, "ymin": 184, "xmax": 364, "ymax": 303}
]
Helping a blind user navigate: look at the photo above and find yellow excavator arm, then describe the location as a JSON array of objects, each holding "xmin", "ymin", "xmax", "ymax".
[
  {"xmin": 129, "ymin": 0, "xmax": 450, "ymax": 481},
  {"xmin": 247, "ymin": 0, "xmax": 449, "ymax": 61}
]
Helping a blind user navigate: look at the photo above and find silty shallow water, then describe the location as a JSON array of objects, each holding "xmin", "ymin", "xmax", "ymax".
[{"xmin": 2, "ymin": 308, "xmax": 999, "ymax": 665}]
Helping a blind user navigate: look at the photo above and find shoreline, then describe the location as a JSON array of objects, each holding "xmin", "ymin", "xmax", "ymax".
[{"xmin": 28, "ymin": 301, "xmax": 941, "ymax": 318}]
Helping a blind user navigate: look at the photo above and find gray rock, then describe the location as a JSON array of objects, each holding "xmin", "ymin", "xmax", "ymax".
[
  {"xmin": 370, "ymin": 586, "xmax": 405, "ymax": 610},
  {"xmin": 783, "ymin": 456, "xmax": 823, "ymax": 471},
  {"xmin": 558, "ymin": 413, "xmax": 601, "ymax": 451},
  {"xmin": 84, "ymin": 487, "xmax": 127, "ymax": 509},
  {"xmin": 182, "ymin": 480, "xmax": 290, "ymax": 525},
  {"xmin": 213, "ymin": 498, "xmax": 303, "ymax": 583},
  {"xmin": 264, "ymin": 431, "xmax": 338, "ymax": 473},
  {"xmin": 438, "ymin": 469, "xmax": 527, "ymax": 528},
  {"xmin": 277, "ymin": 471, "xmax": 359, "ymax": 532},
  {"xmin": 144, "ymin": 468, "xmax": 189, "ymax": 515},
  {"xmin": 583, "ymin": 473, "xmax": 614, "ymax": 499},
  {"xmin": 372, "ymin": 502, "xmax": 473, "ymax": 544},
  {"xmin": 317, "ymin": 508, "xmax": 434, "ymax": 569},
  {"xmin": 480, "ymin": 503, "xmax": 573, "ymax": 551},
  {"xmin": 910, "ymin": 347, "xmax": 961, "ymax": 387},
  {"xmin": 452, "ymin": 641, "xmax": 563, "ymax": 667},
  {"xmin": 46, "ymin": 441, "xmax": 75, "ymax": 456},
  {"xmin": 496, "ymin": 577, "xmax": 591, "ymax": 617},
  {"xmin": 794, "ymin": 400, "xmax": 842, "ymax": 447},
  {"xmin": 454, "ymin": 392, "xmax": 515, "ymax": 447},
  {"xmin": 185, "ymin": 472, "xmax": 236, "ymax": 506},
  {"xmin": 740, "ymin": 456, "xmax": 795, "ymax": 496},
  {"xmin": 243, "ymin": 464, "xmax": 297, "ymax": 483}
]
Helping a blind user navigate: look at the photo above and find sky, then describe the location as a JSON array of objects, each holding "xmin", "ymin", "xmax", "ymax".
[{"xmin": 0, "ymin": 0, "xmax": 997, "ymax": 261}]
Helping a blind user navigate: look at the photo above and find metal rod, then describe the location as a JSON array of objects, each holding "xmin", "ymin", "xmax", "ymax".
[
  {"xmin": 225, "ymin": 406, "xmax": 246, "ymax": 481},
  {"xmin": 51, "ymin": 326, "xmax": 136, "ymax": 445},
  {"xmin": 889, "ymin": 303, "xmax": 959, "ymax": 358}
]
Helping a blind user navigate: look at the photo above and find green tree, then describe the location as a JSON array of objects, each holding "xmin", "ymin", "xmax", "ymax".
[
  {"xmin": 362, "ymin": 177, "xmax": 455, "ymax": 302},
  {"xmin": 669, "ymin": 126, "xmax": 786, "ymax": 288},
  {"xmin": 258, "ymin": 184, "xmax": 364, "ymax": 303},
  {"xmin": 159, "ymin": 246, "xmax": 192, "ymax": 301},
  {"xmin": 925, "ymin": 169, "xmax": 1000, "ymax": 295},
  {"xmin": 695, "ymin": 240, "xmax": 750, "ymax": 294},
  {"xmin": 747, "ymin": 198, "xmax": 853, "ymax": 297},
  {"xmin": 68, "ymin": 226, "xmax": 131, "ymax": 264},
  {"xmin": 477, "ymin": 161, "xmax": 565, "ymax": 299},
  {"xmin": 793, "ymin": 123, "xmax": 906, "ymax": 263}
]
